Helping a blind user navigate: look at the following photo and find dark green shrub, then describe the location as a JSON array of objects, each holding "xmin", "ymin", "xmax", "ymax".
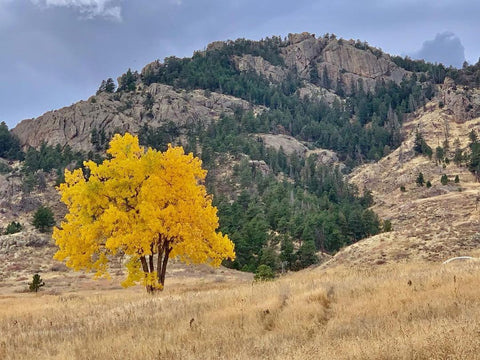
[
  {"xmin": 441, "ymin": 174, "xmax": 448, "ymax": 185},
  {"xmin": 33, "ymin": 206, "xmax": 55, "ymax": 233},
  {"xmin": 414, "ymin": 131, "xmax": 433, "ymax": 158},
  {"xmin": 28, "ymin": 274, "xmax": 45, "ymax": 292},
  {"xmin": 295, "ymin": 241, "xmax": 318, "ymax": 269},
  {"xmin": 383, "ymin": 219, "xmax": 393, "ymax": 232},
  {"xmin": 0, "ymin": 162, "xmax": 12, "ymax": 174},
  {"xmin": 4, "ymin": 221, "xmax": 22, "ymax": 235},
  {"xmin": 0, "ymin": 121, "xmax": 24, "ymax": 160},
  {"xmin": 416, "ymin": 172, "xmax": 425, "ymax": 186},
  {"xmin": 254, "ymin": 265, "xmax": 275, "ymax": 281}
]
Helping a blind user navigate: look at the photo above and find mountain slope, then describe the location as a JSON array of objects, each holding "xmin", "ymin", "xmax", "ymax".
[
  {"xmin": 335, "ymin": 81, "xmax": 480, "ymax": 266},
  {"xmin": 4, "ymin": 32, "xmax": 480, "ymax": 274},
  {"xmin": 12, "ymin": 33, "xmax": 410, "ymax": 153}
]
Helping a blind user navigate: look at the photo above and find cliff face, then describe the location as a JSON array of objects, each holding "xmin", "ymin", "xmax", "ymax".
[
  {"xmin": 233, "ymin": 32, "xmax": 408, "ymax": 95},
  {"xmin": 439, "ymin": 77, "xmax": 480, "ymax": 122},
  {"xmin": 13, "ymin": 84, "xmax": 258, "ymax": 151}
]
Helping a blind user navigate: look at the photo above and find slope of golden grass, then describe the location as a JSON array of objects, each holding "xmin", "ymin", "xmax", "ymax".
[
  {"xmin": 1, "ymin": 261, "xmax": 480, "ymax": 359},
  {"xmin": 344, "ymin": 103, "xmax": 480, "ymax": 266}
]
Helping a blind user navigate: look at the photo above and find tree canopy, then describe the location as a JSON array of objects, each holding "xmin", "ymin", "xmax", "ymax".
[
  {"xmin": 0, "ymin": 121, "xmax": 23, "ymax": 160},
  {"xmin": 53, "ymin": 133, "xmax": 235, "ymax": 292}
]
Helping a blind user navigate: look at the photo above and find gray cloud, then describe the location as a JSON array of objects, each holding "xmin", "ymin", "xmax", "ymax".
[
  {"xmin": 31, "ymin": 0, "xmax": 122, "ymax": 21},
  {"xmin": 410, "ymin": 32, "xmax": 466, "ymax": 68}
]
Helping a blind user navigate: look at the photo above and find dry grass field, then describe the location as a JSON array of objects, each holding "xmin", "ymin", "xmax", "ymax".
[
  {"xmin": 2, "ymin": 260, "xmax": 480, "ymax": 360},
  {"xmin": 3, "ymin": 98, "xmax": 480, "ymax": 359}
]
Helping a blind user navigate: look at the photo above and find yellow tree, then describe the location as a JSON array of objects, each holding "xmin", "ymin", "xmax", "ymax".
[{"xmin": 53, "ymin": 133, "xmax": 235, "ymax": 292}]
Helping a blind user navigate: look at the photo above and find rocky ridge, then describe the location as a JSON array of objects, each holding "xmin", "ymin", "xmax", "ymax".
[
  {"xmin": 13, "ymin": 32, "xmax": 409, "ymax": 152},
  {"xmin": 13, "ymin": 84, "xmax": 259, "ymax": 152},
  {"xmin": 232, "ymin": 32, "xmax": 408, "ymax": 95}
]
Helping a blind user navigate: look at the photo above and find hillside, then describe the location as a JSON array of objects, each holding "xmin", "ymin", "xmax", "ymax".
[
  {"xmin": 2, "ymin": 32, "xmax": 480, "ymax": 280},
  {"xmin": 336, "ymin": 80, "xmax": 480, "ymax": 266}
]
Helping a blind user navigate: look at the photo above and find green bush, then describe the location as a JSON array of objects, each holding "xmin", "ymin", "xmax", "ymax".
[
  {"xmin": 441, "ymin": 174, "xmax": 448, "ymax": 185},
  {"xmin": 295, "ymin": 241, "xmax": 318, "ymax": 269},
  {"xmin": 0, "ymin": 121, "xmax": 23, "ymax": 160},
  {"xmin": 28, "ymin": 274, "xmax": 45, "ymax": 293},
  {"xmin": 254, "ymin": 265, "xmax": 275, "ymax": 281},
  {"xmin": 416, "ymin": 172, "xmax": 425, "ymax": 186},
  {"xmin": 383, "ymin": 219, "xmax": 393, "ymax": 232},
  {"xmin": 32, "ymin": 206, "xmax": 55, "ymax": 233},
  {"xmin": 4, "ymin": 221, "xmax": 22, "ymax": 235}
]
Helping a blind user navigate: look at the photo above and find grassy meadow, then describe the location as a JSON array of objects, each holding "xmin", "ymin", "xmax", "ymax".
[{"xmin": 1, "ymin": 261, "xmax": 480, "ymax": 359}]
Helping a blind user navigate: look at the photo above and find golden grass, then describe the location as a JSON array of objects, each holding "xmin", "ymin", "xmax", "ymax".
[{"xmin": 2, "ymin": 261, "xmax": 480, "ymax": 359}]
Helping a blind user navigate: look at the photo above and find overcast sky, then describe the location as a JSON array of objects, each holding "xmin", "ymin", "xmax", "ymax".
[{"xmin": 1, "ymin": 0, "xmax": 479, "ymax": 128}]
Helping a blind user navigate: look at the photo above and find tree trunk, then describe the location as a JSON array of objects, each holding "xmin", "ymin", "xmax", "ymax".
[
  {"xmin": 140, "ymin": 256, "xmax": 154, "ymax": 293},
  {"xmin": 148, "ymin": 255, "xmax": 154, "ymax": 273},
  {"xmin": 160, "ymin": 245, "xmax": 171, "ymax": 287},
  {"xmin": 156, "ymin": 238, "xmax": 165, "ymax": 285},
  {"xmin": 139, "ymin": 238, "xmax": 174, "ymax": 293},
  {"xmin": 157, "ymin": 240, "xmax": 171, "ymax": 288}
]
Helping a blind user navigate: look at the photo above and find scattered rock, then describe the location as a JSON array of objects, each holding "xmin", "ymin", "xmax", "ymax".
[{"xmin": 258, "ymin": 134, "xmax": 308, "ymax": 157}]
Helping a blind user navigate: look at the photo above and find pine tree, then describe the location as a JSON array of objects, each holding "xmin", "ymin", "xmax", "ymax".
[
  {"xmin": 441, "ymin": 174, "xmax": 448, "ymax": 185},
  {"xmin": 28, "ymin": 274, "xmax": 45, "ymax": 293},
  {"xmin": 416, "ymin": 172, "xmax": 425, "ymax": 187},
  {"xmin": 32, "ymin": 206, "xmax": 55, "ymax": 233}
]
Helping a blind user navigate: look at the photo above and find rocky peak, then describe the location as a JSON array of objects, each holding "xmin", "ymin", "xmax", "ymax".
[
  {"xmin": 287, "ymin": 32, "xmax": 316, "ymax": 45},
  {"xmin": 233, "ymin": 54, "xmax": 288, "ymax": 83},
  {"xmin": 233, "ymin": 32, "xmax": 409, "ymax": 95},
  {"xmin": 206, "ymin": 40, "xmax": 227, "ymax": 52}
]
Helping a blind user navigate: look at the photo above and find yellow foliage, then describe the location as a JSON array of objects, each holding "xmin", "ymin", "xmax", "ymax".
[{"xmin": 53, "ymin": 133, "xmax": 235, "ymax": 290}]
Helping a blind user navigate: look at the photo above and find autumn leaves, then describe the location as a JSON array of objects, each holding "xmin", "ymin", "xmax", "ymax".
[{"xmin": 53, "ymin": 133, "xmax": 235, "ymax": 292}]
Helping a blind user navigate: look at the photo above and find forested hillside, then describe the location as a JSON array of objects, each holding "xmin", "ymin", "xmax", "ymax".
[{"xmin": 5, "ymin": 33, "xmax": 480, "ymax": 274}]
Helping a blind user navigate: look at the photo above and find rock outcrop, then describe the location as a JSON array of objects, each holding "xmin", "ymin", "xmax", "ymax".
[
  {"xmin": 13, "ymin": 84, "xmax": 259, "ymax": 151},
  {"xmin": 233, "ymin": 32, "xmax": 409, "ymax": 95},
  {"xmin": 258, "ymin": 134, "xmax": 344, "ymax": 169},
  {"xmin": 297, "ymin": 83, "xmax": 341, "ymax": 105},
  {"xmin": 439, "ymin": 77, "xmax": 480, "ymax": 122},
  {"xmin": 233, "ymin": 54, "xmax": 287, "ymax": 83},
  {"xmin": 258, "ymin": 134, "xmax": 308, "ymax": 156}
]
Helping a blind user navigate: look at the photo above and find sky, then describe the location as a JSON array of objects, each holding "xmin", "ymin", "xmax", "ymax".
[{"xmin": 1, "ymin": 0, "xmax": 479, "ymax": 128}]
